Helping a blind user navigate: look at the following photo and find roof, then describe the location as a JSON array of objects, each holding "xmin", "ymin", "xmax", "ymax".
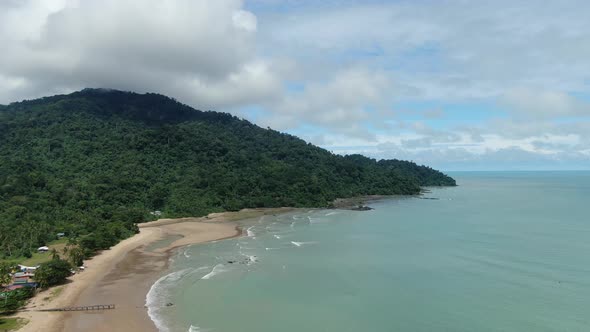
[
  {"xmin": 18, "ymin": 265, "xmax": 38, "ymax": 270},
  {"xmin": 4, "ymin": 283, "xmax": 38, "ymax": 291},
  {"xmin": 13, "ymin": 272, "xmax": 34, "ymax": 277}
]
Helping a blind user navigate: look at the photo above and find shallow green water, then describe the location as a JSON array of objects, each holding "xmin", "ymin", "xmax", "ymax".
[{"xmin": 147, "ymin": 172, "xmax": 590, "ymax": 332}]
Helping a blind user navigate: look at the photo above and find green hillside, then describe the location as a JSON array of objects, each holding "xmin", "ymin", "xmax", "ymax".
[{"xmin": 0, "ymin": 89, "xmax": 455, "ymax": 258}]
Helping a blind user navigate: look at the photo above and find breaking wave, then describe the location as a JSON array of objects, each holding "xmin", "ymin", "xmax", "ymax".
[
  {"xmin": 201, "ymin": 264, "xmax": 226, "ymax": 280},
  {"xmin": 146, "ymin": 269, "xmax": 191, "ymax": 332},
  {"xmin": 188, "ymin": 324, "xmax": 212, "ymax": 332},
  {"xmin": 291, "ymin": 241, "xmax": 318, "ymax": 247}
]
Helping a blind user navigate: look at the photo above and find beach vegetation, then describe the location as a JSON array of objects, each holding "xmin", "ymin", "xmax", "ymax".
[
  {"xmin": 63, "ymin": 245, "xmax": 85, "ymax": 268},
  {"xmin": 0, "ymin": 287, "xmax": 35, "ymax": 313},
  {"xmin": 0, "ymin": 89, "xmax": 456, "ymax": 261},
  {"xmin": 0, "ymin": 263, "xmax": 15, "ymax": 287},
  {"xmin": 33, "ymin": 259, "xmax": 72, "ymax": 289},
  {"xmin": 0, "ymin": 316, "xmax": 29, "ymax": 330}
]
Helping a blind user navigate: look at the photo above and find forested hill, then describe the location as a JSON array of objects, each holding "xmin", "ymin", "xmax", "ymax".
[{"xmin": 0, "ymin": 89, "xmax": 455, "ymax": 258}]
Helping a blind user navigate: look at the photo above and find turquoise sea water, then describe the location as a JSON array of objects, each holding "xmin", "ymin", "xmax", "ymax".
[{"xmin": 147, "ymin": 172, "xmax": 590, "ymax": 332}]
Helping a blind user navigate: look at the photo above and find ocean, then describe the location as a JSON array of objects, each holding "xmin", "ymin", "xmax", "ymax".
[{"xmin": 147, "ymin": 171, "xmax": 590, "ymax": 332}]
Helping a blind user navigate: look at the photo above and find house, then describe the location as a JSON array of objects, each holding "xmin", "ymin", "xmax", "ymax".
[
  {"xmin": 2, "ymin": 283, "xmax": 38, "ymax": 293},
  {"xmin": 4, "ymin": 266, "xmax": 39, "ymax": 290},
  {"xmin": 12, "ymin": 272, "xmax": 35, "ymax": 284},
  {"xmin": 57, "ymin": 232, "xmax": 66, "ymax": 238},
  {"xmin": 37, "ymin": 246, "xmax": 49, "ymax": 252}
]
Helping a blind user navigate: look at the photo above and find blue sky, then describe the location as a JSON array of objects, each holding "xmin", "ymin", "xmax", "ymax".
[{"xmin": 0, "ymin": 0, "xmax": 589, "ymax": 170}]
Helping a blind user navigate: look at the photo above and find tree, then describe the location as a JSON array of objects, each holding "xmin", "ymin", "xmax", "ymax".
[
  {"xmin": 0, "ymin": 262, "xmax": 15, "ymax": 287},
  {"xmin": 0, "ymin": 89, "xmax": 456, "ymax": 260},
  {"xmin": 33, "ymin": 259, "xmax": 72, "ymax": 288},
  {"xmin": 50, "ymin": 248, "xmax": 60, "ymax": 260},
  {"xmin": 0, "ymin": 286, "xmax": 35, "ymax": 313},
  {"xmin": 66, "ymin": 246, "xmax": 85, "ymax": 267}
]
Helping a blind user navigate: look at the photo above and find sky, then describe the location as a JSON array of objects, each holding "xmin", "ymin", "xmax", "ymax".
[{"xmin": 0, "ymin": 0, "xmax": 589, "ymax": 171}]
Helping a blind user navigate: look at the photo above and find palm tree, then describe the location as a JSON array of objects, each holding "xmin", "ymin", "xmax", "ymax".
[
  {"xmin": 0, "ymin": 262, "xmax": 15, "ymax": 287},
  {"xmin": 67, "ymin": 247, "xmax": 85, "ymax": 267},
  {"xmin": 50, "ymin": 248, "xmax": 60, "ymax": 260}
]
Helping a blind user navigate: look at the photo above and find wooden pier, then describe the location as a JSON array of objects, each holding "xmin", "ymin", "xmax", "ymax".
[{"xmin": 38, "ymin": 304, "xmax": 115, "ymax": 312}]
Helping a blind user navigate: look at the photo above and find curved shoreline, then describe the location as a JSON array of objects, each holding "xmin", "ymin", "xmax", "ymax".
[{"xmin": 17, "ymin": 208, "xmax": 293, "ymax": 332}]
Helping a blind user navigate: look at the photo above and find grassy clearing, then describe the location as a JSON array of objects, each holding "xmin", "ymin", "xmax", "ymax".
[
  {"xmin": 0, "ymin": 316, "xmax": 28, "ymax": 331},
  {"xmin": 1, "ymin": 238, "xmax": 69, "ymax": 267}
]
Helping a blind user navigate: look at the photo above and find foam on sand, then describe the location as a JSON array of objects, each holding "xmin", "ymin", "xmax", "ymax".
[{"xmin": 146, "ymin": 269, "xmax": 192, "ymax": 332}]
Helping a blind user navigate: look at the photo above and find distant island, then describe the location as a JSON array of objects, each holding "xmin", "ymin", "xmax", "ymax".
[{"xmin": 0, "ymin": 88, "xmax": 455, "ymax": 261}]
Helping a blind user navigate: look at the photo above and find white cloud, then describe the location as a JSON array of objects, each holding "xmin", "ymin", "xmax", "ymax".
[
  {"xmin": 502, "ymin": 88, "xmax": 589, "ymax": 117},
  {"xmin": 0, "ymin": 0, "xmax": 279, "ymax": 108},
  {"xmin": 1, "ymin": 0, "xmax": 590, "ymax": 169},
  {"xmin": 257, "ymin": 67, "xmax": 393, "ymax": 139},
  {"xmin": 261, "ymin": 0, "xmax": 590, "ymax": 100},
  {"xmin": 251, "ymin": 0, "xmax": 590, "ymax": 169}
]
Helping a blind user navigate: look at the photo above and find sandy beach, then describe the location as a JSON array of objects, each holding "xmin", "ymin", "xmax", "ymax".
[{"xmin": 16, "ymin": 208, "xmax": 292, "ymax": 332}]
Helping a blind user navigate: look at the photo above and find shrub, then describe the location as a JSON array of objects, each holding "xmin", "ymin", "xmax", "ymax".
[{"xmin": 34, "ymin": 259, "xmax": 72, "ymax": 288}]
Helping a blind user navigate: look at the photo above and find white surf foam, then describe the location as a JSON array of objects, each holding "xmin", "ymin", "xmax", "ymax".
[
  {"xmin": 291, "ymin": 241, "xmax": 317, "ymax": 247},
  {"xmin": 146, "ymin": 268, "xmax": 192, "ymax": 332},
  {"xmin": 247, "ymin": 255, "xmax": 258, "ymax": 265},
  {"xmin": 201, "ymin": 264, "xmax": 226, "ymax": 280},
  {"xmin": 237, "ymin": 248, "xmax": 258, "ymax": 265},
  {"xmin": 183, "ymin": 249, "xmax": 191, "ymax": 258},
  {"xmin": 188, "ymin": 324, "xmax": 212, "ymax": 332},
  {"xmin": 246, "ymin": 226, "xmax": 256, "ymax": 238},
  {"xmin": 273, "ymin": 234, "xmax": 282, "ymax": 239}
]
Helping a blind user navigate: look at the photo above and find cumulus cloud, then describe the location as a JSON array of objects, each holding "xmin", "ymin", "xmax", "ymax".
[
  {"xmin": 0, "ymin": 0, "xmax": 281, "ymax": 109},
  {"xmin": 253, "ymin": 0, "xmax": 590, "ymax": 169},
  {"xmin": 1, "ymin": 0, "xmax": 589, "ymax": 169},
  {"xmin": 261, "ymin": 0, "xmax": 590, "ymax": 100},
  {"xmin": 257, "ymin": 67, "xmax": 394, "ymax": 140}
]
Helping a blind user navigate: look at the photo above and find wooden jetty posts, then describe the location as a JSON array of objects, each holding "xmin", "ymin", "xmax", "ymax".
[{"xmin": 38, "ymin": 304, "xmax": 115, "ymax": 312}]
